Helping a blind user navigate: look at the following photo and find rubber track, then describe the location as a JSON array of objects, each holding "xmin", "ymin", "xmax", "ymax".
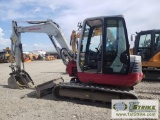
[{"xmin": 53, "ymin": 82, "xmax": 138, "ymax": 102}]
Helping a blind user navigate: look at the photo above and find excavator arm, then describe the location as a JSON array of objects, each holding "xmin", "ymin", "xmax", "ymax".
[{"xmin": 9, "ymin": 19, "xmax": 74, "ymax": 89}]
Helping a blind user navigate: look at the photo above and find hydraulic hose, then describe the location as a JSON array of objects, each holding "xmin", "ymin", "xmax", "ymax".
[{"xmin": 60, "ymin": 48, "xmax": 75, "ymax": 65}]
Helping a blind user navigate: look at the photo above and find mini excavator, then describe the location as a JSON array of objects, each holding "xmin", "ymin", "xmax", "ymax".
[
  {"xmin": 132, "ymin": 30, "xmax": 160, "ymax": 80},
  {"xmin": 8, "ymin": 15, "xmax": 143, "ymax": 102}
]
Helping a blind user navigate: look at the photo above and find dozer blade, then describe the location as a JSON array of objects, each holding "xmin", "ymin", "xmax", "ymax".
[{"xmin": 35, "ymin": 77, "xmax": 64, "ymax": 98}]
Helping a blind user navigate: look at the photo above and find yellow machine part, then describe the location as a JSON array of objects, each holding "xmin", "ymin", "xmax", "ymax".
[
  {"xmin": 142, "ymin": 52, "xmax": 160, "ymax": 67},
  {"xmin": 0, "ymin": 47, "xmax": 13, "ymax": 63},
  {"xmin": 0, "ymin": 53, "xmax": 11, "ymax": 63},
  {"xmin": 76, "ymin": 28, "xmax": 102, "ymax": 38},
  {"xmin": 129, "ymin": 48, "xmax": 133, "ymax": 55},
  {"xmin": 5, "ymin": 53, "xmax": 10, "ymax": 57}
]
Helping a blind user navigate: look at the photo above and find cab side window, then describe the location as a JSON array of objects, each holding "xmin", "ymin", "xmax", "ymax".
[{"xmin": 155, "ymin": 33, "xmax": 160, "ymax": 50}]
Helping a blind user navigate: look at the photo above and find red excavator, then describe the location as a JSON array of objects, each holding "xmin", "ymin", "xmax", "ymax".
[{"xmin": 8, "ymin": 15, "xmax": 143, "ymax": 102}]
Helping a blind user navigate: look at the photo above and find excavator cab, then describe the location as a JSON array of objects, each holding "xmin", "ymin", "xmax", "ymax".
[
  {"xmin": 78, "ymin": 16, "xmax": 130, "ymax": 74},
  {"xmin": 75, "ymin": 16, "xmax": 143, "ymax": 87},
  {"xmin": 133, "ymin": 30, "xmax": 160, "ymax": 80},
  {"xmin": 133, "ymin": 30, "xmax": 160, "ymax": 61}
]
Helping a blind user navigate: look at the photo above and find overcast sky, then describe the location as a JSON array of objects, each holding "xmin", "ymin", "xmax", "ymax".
[{"xmin": 0, "ymin": 0, "xmax": 160, "ymax": 51}]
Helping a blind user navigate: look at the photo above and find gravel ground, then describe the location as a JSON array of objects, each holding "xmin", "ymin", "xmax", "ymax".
[{"xmin": 0, "ymin": 60, "xmax": 159, "ymax": 120}]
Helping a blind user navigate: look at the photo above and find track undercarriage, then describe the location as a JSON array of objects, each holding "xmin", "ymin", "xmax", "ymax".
[
  {"xmin": 36, "ymin": 77, "xmax": 138, "ymax": 103},
  {"xmin": 143, "ymin": 68, "xmax": 160, "ymax": 81}
]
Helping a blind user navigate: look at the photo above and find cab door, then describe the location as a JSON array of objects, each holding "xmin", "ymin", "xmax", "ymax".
[
  {"xmin": 135, "ymin": 31, "xmax": 152, "ymax": 61},
  {"xmin": 102, "ymin": 17, "xmax": 130, "ymax": 74}
]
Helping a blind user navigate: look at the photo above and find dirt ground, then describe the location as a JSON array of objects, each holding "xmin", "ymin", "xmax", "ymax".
[{"xmin": 0, "ymin": 60, "xmax": 159, "ymax": 120}]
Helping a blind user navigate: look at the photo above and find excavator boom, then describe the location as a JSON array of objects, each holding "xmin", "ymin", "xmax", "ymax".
[{"xmin": 9, "ymin": 19, "xmax": 74, "ymax": 89}]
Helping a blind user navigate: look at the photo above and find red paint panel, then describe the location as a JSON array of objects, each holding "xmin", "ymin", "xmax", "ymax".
[
  {"xmin": 78, "ymin": 72, "xmax": 143, "ymax": 87},
  {"xmin": 66, "ymin": 60, "xmax": 77, "ymax": 77}
]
